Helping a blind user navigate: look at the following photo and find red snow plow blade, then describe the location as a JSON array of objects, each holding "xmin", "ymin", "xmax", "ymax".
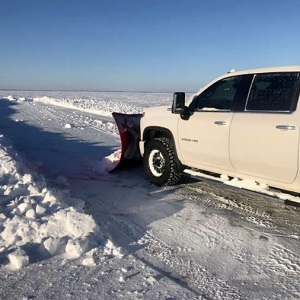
[{"xmin": 112, "ymin": 112, "xmax": 143, "ymax": 168}]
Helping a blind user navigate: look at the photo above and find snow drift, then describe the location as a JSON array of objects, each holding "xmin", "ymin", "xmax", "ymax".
[{"xmin": 0, "ymin": 134, "xmax": 120, "ymax": 269}]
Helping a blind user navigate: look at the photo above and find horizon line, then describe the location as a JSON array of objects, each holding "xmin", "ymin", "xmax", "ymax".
[{"xmin": 0, "ymin": 88, "xmax": 194, "ymax": 94}]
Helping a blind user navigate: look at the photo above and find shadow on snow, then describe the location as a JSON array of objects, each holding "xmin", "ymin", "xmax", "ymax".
[{"xmin": 0, "ymin": 99, "xmax": 196, "ymax": 294}]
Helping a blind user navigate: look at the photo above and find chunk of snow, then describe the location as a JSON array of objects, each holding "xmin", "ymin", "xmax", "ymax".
[
  {"xmin": 66, "ymin": 210, "xmax": 99, "ymax": 238},
  {"xmin": 65, "ymin": 237, "xmax": 89, "ymax": 258},
  {"xmin": 105, "ymin": 239, "xmax": 115, "ymax": 250},
  {"xmin": 42, "ymin": 190, "xmax": 61, "ymax": 205},
  {"xmin": 17, "ymin": 202, "xmax": 32, "ymax": 214},
  {"xmin": 94, "ymin": 149, "xmax": 121, "ymax": 174},
  {"xmin": 22, "ymin": 174, "xmax": 34, "ymax": 184},
  {"xmin": 8, "ymin": 248, "xmax": 29, "ymax": 269},
  {"xmin": 43, "ymin": 237, "xmax": 61, "ymax": 255},
  {"xmin": 146, "ymin": 276, "xmax": 157, "ymax": 285},
  {"xmin": 35, "ymin": 204, "xmax": 46, "ymax": 215},
  {"xmin": 25, "ymin": 209, "xmax": 36, "ymax": 219},
  {"xmin": 64, "ymin": 123, "xmax": 72, "ymax": 129},
  {"xmin": 104, "ymin": 239, "xmax": 124, "ymax": 258},
  {"xmin": 82, "ymin": 257, "xmax": 96, "ymax": 266},
  {"xmin": 18, "ymin": 97, "xmax": 31, "ymax": 102},
  {"xmin": 5, "ymin": 95, "xmax": 16, "ymax": 101},
  {"xmin": 113, "ymin": 247, "xmax": 124, "ymax": 258}
]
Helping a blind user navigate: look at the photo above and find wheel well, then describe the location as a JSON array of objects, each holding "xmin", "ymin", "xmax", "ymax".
[{"xmin": 143, "ymin": 127, "xmax": 173, "ymax": 144}]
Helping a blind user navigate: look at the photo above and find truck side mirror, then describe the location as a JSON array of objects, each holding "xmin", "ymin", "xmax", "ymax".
[{"xmin": 172, "ymin": 92, "xmax": 185, "ymax": 114}]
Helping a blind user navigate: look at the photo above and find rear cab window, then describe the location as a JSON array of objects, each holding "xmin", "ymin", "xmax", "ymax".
[{"xmin": 246, "ymin": 72, "xmax": 300, "ymax": 112}]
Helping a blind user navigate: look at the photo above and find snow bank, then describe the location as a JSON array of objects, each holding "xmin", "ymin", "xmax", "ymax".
[
  {"xmin": 2, "ymin": 94, "xmax": 144, "ymax": 116},
  {"xmin": 0, "ymin": 134, "xmax": 121, "ymax": 269},
  {"xmin": 1, "ymin": 91, "xmax": 179, "ymax": 115}
]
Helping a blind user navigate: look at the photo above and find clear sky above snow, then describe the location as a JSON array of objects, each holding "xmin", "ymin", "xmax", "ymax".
[{"xmin": 1, "ymin": 0, "xmax": 300, "ymax": 92}]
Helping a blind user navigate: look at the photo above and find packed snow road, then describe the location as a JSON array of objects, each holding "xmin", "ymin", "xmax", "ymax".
[{"xmin": 0, "ymin": 92, "xmax": 299, "ymax": 300}]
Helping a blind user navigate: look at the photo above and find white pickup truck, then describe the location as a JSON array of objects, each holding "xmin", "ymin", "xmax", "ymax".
[{"xmin": 139, "ymin": 66, "xmax": 300, "ymax": 194}]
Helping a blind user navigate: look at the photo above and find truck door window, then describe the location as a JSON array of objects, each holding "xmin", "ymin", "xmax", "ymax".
[
  {"xmin": 190, "ymin": 76, "xmax": 242, "ymax": 111},
  {"xmin": 246, "ymin": 73, "xmax": 300, "ymax": 112}
]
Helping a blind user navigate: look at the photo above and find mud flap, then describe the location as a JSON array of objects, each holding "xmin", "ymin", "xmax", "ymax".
[{"xmin": 112, "ymin": 112, "xmax": 143, "ymax": 169}]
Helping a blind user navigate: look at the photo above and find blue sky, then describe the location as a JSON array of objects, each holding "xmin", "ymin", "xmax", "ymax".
[{"xmin": 1, "ymin": 0, "xmax": 300, "ymax": 92}]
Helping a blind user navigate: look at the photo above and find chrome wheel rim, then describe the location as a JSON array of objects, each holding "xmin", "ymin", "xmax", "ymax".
[{"xmin": 149, "ymin": 149, "xmax": 165, "ymax": 177}]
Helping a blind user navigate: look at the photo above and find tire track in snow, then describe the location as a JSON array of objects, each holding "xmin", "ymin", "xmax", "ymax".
[
  {"xmin": 14, "ymin": 101, "xmax": 119, "ymax": 140},
  {"xmin": 92, "ymin": 193, "xmax": 245, "ymax": 299},
  {"xmin": 82, "ymin": 205, "xmax": 206, "ymax": 298},
  {"xmin": 133, "ymin": 230, "xmax": 244, "ymax": 300},
  {"xmin": 176, "ymin": 179, "xmax": 300, "ymax": 236},
  {"xmin": 168, "ymin": 182, "xmax": 300, "ymax": 299}
]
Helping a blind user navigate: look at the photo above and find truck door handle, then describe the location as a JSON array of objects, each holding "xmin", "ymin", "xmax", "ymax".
[
  {"xmin": 214, "ymin": 121, "xmax": 227, "ymax": 125},
  {"xmin": 276, "ymin": 125, "xmax": 296, "ymax": 131}
]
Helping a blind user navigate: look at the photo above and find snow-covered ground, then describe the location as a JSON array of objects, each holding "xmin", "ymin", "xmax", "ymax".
[{"xmin": 0, "ymin": 90, "xmax": 299, "ymax": 300}]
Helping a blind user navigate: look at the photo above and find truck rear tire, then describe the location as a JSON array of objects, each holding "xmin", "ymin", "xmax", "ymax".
[{"xmin": 144, "ymin": 137, "xmax": 182, "ymax": 186}]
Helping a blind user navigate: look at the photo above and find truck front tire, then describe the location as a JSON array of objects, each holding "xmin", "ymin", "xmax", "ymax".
[{"xmin": 144, "ymin": 137, "xmax": 182, "ymax": 186}]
